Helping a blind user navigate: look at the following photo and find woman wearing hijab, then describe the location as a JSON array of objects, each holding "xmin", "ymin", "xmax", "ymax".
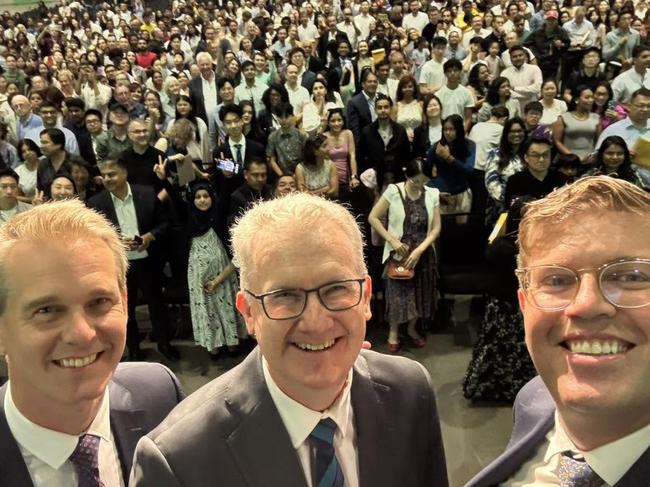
[{"xmin": 186, "ymin": 181, "xmax": 247, "ymax": 360}]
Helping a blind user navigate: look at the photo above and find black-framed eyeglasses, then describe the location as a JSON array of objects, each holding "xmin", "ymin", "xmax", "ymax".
[
  {"xmin": 515, "ymin": 258, "xmax": 650, "ymax": 310},
  {"xmin": 245, "ymin": 278, "xmax": 366, "ymax": 320}
]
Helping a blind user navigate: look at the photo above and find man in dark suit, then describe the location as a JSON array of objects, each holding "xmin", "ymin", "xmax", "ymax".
[
  {"xmin": 88, "ymin": 158, "xmax": 179, "ymax": 362},
  {"xmin": 358, "ymin": 95, "xmax": 412, "ymax": 183},
  {"xmin": 467, "ymin": 177, "xmax": 650, "ymax": 487},
  {"xmin": 189, "ymin": 52, "xmax": 218, "ymax": 147},
  {"xmin": 0, "ymin": 200, "xmax": 182, "ymax": 486},
  {"xmin": 317, "ymin": 15, "xmax": 350, "ymax": 63},
  {"xmin": 227, "ymin": 159, "xmax": 272, "ymax": 229},
  {"xmin": 132, "ymin": 193, "xmax": 448, "ymax": 487},
  {"xmin": 347, "ymin": 69, "xmax": 378, "ymax": 150},
  {"xmin": 212, "ymin": 103, "xmax": 267, "ymax": 233}
]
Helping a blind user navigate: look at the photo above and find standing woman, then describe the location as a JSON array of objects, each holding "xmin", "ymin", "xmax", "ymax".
[
  {"xmin": 368, "ymin": 159, "xmax": 441, "ymax": 353},
  {"xmin": 478, "ymin": 77, "xmax": 520, "ymax": 122},
  {"xmin": 302, "ymin": 78, "xmax": 344, "ymax": 136},
  {"xmin": 539, "ymin": 79, "xmax": 568, "ymax": 125},
  {"xmin": 413, "ymin": 94, "xmax": 443, "ymax": 159},
  {"xmin": 168, "ymin": 95, "xmax": 210, "ymax": 166},
  {"xmin": 356, "ymin": 40, "xmax": 375, "ymax": 76},
  {"xmin": 294, "ymin": 134, "xmax": 339, "ymax": 198},
  {"xmin": 323, "ymin": 107, "xmax": 360, "ymax": 201},
  {"xmin": 466, "ymin": 63, "xmax": 491, "ymax": 116},
  {"xmin": 426, "ymin": 114, "xmax": 476, "ymax": 216},
  {"xmin": 393, "ymin": 74, "xmax": 424, "ymax": 142},
  {"xmin": 553, "ymin": 85, "xmax": 601, "ymax": 162},
  {"xmin": 185, "ymin": 180, "xmax": 247, "ymax": 359}
]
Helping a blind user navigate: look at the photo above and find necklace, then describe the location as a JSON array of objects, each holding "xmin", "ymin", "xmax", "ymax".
[{"xmin": 573, "ymin": 111, "xmax": 590, "ymax": 121}]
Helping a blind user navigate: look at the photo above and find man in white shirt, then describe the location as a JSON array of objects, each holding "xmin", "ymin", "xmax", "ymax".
[
  {"xmin": 462, "ymin": 16, "xmax": 491, "ymax": 49},
  {"xmin": 297, "ymin": 14, "xmax": 320, "ymax": 43},
  {"xmin": 337, "ymin": 8, "xmax": 360, "ymax": 49},
  {"xmin": 419, "ymin": 37, "xmax": 448, "ymax": 95},
  {"xmin": 132, "ymin": 193, "xmax": 449, "ymax": 487},
  {"xmin": 436, "ymin": 59, "xmax": 475, "ymax": 132},
  {"xmin": 402, "ymin": 0, "xmax": 429, "ymax": 32},
  {"xmin": 0, "ymin": 199, "xmax": 182, "ymax": 486},
  {"xmin": 502, "ymin": 45, "xmax": 543, "ymax": 113},
  {"xmin": 284, "ymin": 63, "xmax": 311, "ymax": 121},
  {"xmin": 468, "ymin": 105, "xmax": 508, "ymax": 173},
  {"xmin": 466, "ymin": 177, "xmax": 650, "ymax": 487},
  {"xmin": 354, "ymin": 0, "xmax": 375, "ymax": 41},
  {"xmin": 235, "ymin": 60, "xmax": 267, "ymax": 114},
  {"xmin": 611, "ymin": 44, "xmax": 650, "ymax": 103}
]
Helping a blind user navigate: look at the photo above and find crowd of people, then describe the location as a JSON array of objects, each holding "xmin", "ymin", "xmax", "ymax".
[{"xmin": 0, "ymin": 0, "xmax": 649, "ymax": 398}]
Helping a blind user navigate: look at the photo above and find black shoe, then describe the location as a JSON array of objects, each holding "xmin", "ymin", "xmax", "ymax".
[
  {"xmin": 209, "ymin": 351, "xmax": 221, "ymax": 362},
  {"xmin": 158, "ymin": 343, "xmax": 180, "ymax": 361}
]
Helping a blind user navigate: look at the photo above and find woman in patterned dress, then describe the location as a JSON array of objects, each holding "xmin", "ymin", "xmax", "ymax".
[
  {"xmin": 186, "ymin": 181, "xmax": 247, "ymax": 360},
  {"xmin": 368, "ymin": 159, "xmax": 441, "ymax": 353}
]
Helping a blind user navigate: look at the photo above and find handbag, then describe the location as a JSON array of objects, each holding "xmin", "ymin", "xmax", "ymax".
[{"xmin": 386, "ymin": 184, "xmax": 415, "ymax": 280}]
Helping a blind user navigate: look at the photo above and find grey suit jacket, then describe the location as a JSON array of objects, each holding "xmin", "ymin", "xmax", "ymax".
[
  {"xmin": 0, "ymin": 362, "xmax": 183, "ymax": 487},
  {"xmin": 465, "ymin": 376, "xmax": 650, "ymax": 487},
  {"xmin": 130, "ymin": 348, "xmax": 449, "ymax": 486}
]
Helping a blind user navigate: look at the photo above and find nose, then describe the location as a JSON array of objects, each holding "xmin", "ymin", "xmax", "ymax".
[
  {"xmin": 61, "ymin": 310, "xmax": 97, "ymax": 345},
  {"xmin": 564, "ymin": 273, "xmax": 616, "ymax": 320},
  {"xmin": 297, "ymin": 291, "xmax": 334, "ymax": 333}
]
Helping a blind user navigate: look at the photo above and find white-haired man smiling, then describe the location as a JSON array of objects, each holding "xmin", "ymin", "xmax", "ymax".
[{"xmin": 132, "ymin": 193, "xmax": 448, "ymax": 487}]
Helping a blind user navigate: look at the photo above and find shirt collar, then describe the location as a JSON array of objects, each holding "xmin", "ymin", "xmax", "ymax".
[
  {"xmin": 547, "ymin": 411, "xmax": 650, "ymax": 486},
  {"xmin": 262, "ymin": 357, "xmax": 354, "ymax": 449},
  {"xmin": 110, "ymin": 182, "xmax": 133, "ymax": 203},
  {"xmin": 4, "ymin": 383, "xmax": 112, "ymax": 469}
]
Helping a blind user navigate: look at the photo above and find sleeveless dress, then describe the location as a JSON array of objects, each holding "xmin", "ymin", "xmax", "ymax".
[
  {"xmin": 396, "ymin": 100, "xmax": 424, "ymax": 132},
  {"xmin": 298, "ymin": 159, "xmax": 334, "ymax": 191},
  {"xmin": 384, "ymin": 191, "xmax": 437, "ymax": 325},
  {"xmin": 327, "ymin": 136, "xmax": 350, "ymax": 184},
  {"xmin": 187, "ymin": 228, "xmax": 247, "ymax": 351},
  {"xmin": 560, "ymin": 112, "xmax": 600, "ymax": 159}
]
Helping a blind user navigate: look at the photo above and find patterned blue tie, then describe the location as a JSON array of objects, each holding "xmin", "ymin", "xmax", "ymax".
[
  {"xmin": 310, "ymin": 418, "xmax": 345, "ymax": 487},
  {"xmin": 557, "ymin": 451, "xmax": 603, "ymax": 487},
  {"xmin": 69, "ymin": 434, "xmax": 104, "ymax": 487}
]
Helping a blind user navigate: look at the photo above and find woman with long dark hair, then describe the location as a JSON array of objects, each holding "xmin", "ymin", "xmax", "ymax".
[
  {"xmin": 484, "ymin": 117, "xmax": 527, "ymax": 225},
  {"xmin": 258, "ymin": 82, "xmax": 290, "ymax": 139},
  {"xmin": 239, "ymin": 99, "xmax": 266, "ymax": 141},
  {"xmin": 582, "ymin": 135, "xmax": 644, "ymax": 186},
  {"xmin": 478, "ymin": 77, "xmax": 521, "ymax": 122},
  {"xmin": 426, "ymin": 114, "xmax": 476, "ymax": 216}
]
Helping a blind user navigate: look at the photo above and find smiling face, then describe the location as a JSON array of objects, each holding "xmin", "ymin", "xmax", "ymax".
[
  {"xmin": 0, "ymin": 238, "xmax": 126, "ymax": 426},
  {"xmin": 236, "ymin": 225, "xmax": 371, "ymax": 407},
  {"xmin": 50, "ymin": 177, "xmax": 75, "ymax": 201},
  {"xmin": 519, "ymin": 212, "xmax": 650, "ymax": 444},
  {"xmin": 194, "ymin": 188, "xmax": 212, "ymax": 211}
]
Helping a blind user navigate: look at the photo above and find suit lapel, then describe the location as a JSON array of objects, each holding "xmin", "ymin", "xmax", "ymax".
[
  {"xmin": 108, "ymin": 381, "xmax": 146, "ymax": 484},
  {"xmin": 226, "ymin": 350, "xmax": 308, "ymax": 487},
  {"xmin": 0, "ymin": 389, "xmax": 33, "ymax": 487},
  {"xmin": 352, "ymin": 354, "xmax": 393, "ymax": 486}
]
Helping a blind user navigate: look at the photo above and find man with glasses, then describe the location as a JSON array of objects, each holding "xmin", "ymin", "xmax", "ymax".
[
  {"xmin": 467, "ymin": 176, "xmax": 650, "ymax": 487},
  {"xmin": 611, "ymin": 45, "xmax": 650, "ymax": 103},
  {"xmin": 596, "ymin": 88, "xmax": 650, "ymax": 153},
  {"xmin": 131, "ymin": 193, "xmax": 448, "ymax": 487}
]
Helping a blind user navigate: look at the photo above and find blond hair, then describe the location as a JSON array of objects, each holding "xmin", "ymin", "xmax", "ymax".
[
  {"xmin": 518, "ymin": 176, "xmax": 650, "ymax": 266},
  {"xmin": 230, "ymin": 193, "xmax": 367, "ymax": 288},
  {"xmin": 0, "ymin": 200, "xmax": 129, "ymax": 314}
]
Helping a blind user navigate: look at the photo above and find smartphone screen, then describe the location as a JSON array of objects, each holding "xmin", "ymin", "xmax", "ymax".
[{"xmin": 216, "ymin": 159, "xmax": 240, "ymax": 174}]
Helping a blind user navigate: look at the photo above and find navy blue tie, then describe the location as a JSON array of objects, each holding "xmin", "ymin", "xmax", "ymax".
[{"xmin": 310, "ymin": 418, "xmax": 345, "ymax": 487}]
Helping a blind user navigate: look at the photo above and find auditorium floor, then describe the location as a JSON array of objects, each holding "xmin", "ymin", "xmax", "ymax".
[{"xmin": 137, "ymin": 298, "xmax": 513, "ymax": 487}]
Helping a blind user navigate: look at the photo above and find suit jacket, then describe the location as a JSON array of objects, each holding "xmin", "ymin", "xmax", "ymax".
[
  {"xmin": 87, "ymin": 184, "xmax": 169, "ymax": 248},
  {"xmin": 300, "ymin": 69, "xmax": 317, "ymax": 92},
  {"xmin": 358, "ymin": 120, "xmax": 412, "ymax": 178},
  {"xmin": 131, "ymin": 348, "xmax": 449, "ymax": 487},
  {"xmin": 466, "ymin": 376, "xmax": 650, "ymax": 487},
  {"xmin": 188, "ymin": 74, "xmax": 211, "ymax": 127},
  {"xmin": 317, "ymin": 29, "xmax": 350, "ymax": 60},
  {"xmin": 347, "ymin": 91, "xmax": 373, "ymax": 147},
  {"xmin": 0, "ymin": 362, "xmax": 182, "ymax": 486}
]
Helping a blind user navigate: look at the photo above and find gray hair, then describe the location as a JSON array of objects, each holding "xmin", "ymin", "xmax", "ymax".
[{"xmin": 230, "ymin": 193, "xmax": 367, "ymax": 289}]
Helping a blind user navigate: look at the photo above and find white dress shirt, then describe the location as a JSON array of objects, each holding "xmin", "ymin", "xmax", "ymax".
[
  {"xmin": 227, "ymin": 135, "xmax": 247, "ymax": 166},
  {"xmin": 201, "ymin": 74, "xmax": 219, "ymax": 138},
  {"xmin": 110, "ymin": 183, "xmax": 147, "ymax": 261},
  {"xmin": 263, "ymin": 358, "xmax": 359, "ymax": 487},
  {"xmin": 611, "ymin": 67, "xmax": 650, "ymax": 103},
  {"xmin": 285, "ymin": 83, "xmax": 311, "ymax": 115},
  {"xmin": 507, "ymin": 412, "xmax": 650, "ymax": 486},
  {"xmin": 502, "ymin": 63, "xmax": 543, "ymax": 113},
  {"xmin": 4, "ymin": 385, "xmax": 125, "ymax": 487}
]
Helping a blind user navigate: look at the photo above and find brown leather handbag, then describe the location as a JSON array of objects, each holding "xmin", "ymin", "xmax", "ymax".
[{"xmin": 386, "ymin": 184, "xmax": 414, "ymax": 280}]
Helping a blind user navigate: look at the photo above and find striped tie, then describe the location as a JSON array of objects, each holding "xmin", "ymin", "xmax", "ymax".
[
  {"xmin": 310, "ymin": 418, "xmax": 345, "ymax": 487},
  {"xmin": 557, "ymin": 451, "xmax": 603, "ymax": 487}
]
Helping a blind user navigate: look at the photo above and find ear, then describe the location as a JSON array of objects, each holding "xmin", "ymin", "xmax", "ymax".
[
  {"xmin": 517, "ymin": 288, "xmax": 527, "ymax": 313},
  {"xmin": 121, "ymin": 285, "xmax": 128, "ymax": 315},
  {"xmin": 236, "ymin": 291, "xmax": 257, "ymax": 336},
  {"xmin": 363, "ymin": 275, "xmax": 373, "ymax": 322}
]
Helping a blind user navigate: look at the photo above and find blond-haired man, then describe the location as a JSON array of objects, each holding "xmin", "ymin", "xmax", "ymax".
[
  {"xmin": 0, "ymin": 200, "xmax": 182, "ymax": 486},
  {"xmin": 467, "ymin": 176, "xmax": 650, "ymax": 486},
  {"xmin": 131, "ymin": 193, "xmax": 448, "ymax": 487}
]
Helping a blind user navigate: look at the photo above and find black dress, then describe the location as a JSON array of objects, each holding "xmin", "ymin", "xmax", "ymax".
[{"xmin": 462, "ymin": 234, "xmax": 536, "ymax": 403}]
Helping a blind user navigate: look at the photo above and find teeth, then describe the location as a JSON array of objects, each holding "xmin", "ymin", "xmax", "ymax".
[
  {"xmin": 567, "ymin": 340, "xmax": 628, "ymax": 355},
  {"xmin": 57, "ymin": 353, "xmax": 98, "ymax": 368},
  {"xmin": 294, "ymin": 339, "xmax": 336, "ymax": 351}
]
